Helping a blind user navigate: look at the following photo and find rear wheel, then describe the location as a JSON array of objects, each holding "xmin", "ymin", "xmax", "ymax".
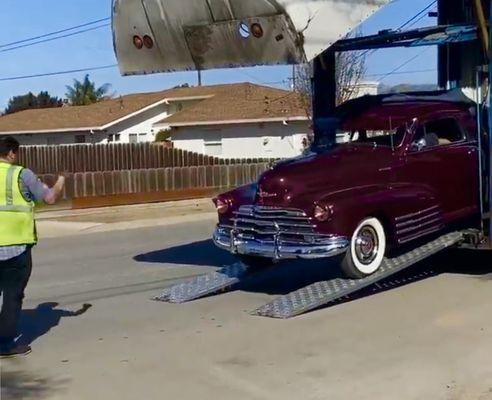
[
  {"xmin": 341, "ymin": 217, "xmax": 387, "ymax": 279},
  {"xmin": 237, "ymin": 255, "xmax": 274, "ymax": 269}
]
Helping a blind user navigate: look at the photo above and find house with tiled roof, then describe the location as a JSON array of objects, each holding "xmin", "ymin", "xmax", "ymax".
[{"xmin": 0, "ymin": 83, "xmax": 311, "ymax": 158}]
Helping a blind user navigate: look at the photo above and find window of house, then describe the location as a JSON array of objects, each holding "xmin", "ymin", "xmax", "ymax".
[
  {"xmin": 423, "ymin": 118, "xmax": 465, "ymax": 146},
  {"xmin": 75, "ymin": 135, "xmax": 86, "ymax": 144},
  {"xmin": 47, "ymin": 137, "xmax": 61, "ymax": 145},
  {"xmin": 129, "ymin": 134, "xmax": 138, "ymax": 144},
  {"xmin": 262, "ymin": 136, "xmax": 274, "ymax": 154},
  {"xmin": 204, "ymin": 132, "xmax": 222, "ymax": 156},
  {"xmin": 139, "ymin": 133, "xmax": 147, "ymax": 142}
]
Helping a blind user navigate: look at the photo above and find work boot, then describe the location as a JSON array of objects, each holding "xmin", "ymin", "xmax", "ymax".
[{"xmin": 0, "ymin": 343, "xmax": 32, "ymax": 359}]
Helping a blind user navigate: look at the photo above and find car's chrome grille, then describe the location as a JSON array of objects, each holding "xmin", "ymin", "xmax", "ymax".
[{"xmin": 229, "ymin": 205, "xmax": 320, "ymax": 242}]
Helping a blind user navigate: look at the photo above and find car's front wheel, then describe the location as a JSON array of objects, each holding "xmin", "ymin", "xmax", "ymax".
[{"xmin": 341, "ymin": 217, "xmax": 387, "ymax": 279}]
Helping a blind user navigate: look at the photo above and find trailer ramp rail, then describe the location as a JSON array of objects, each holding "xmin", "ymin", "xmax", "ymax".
[{"xmin": 154, "ymin": 232, "xmax": 463, "ymax": 318}]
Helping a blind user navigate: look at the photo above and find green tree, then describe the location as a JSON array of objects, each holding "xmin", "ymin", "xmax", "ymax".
[
  {"xmin": 155, "ymin": 130, "xmax": 172, "ymax": 142},
  {"xmin": 5, "ymin": 91, "xmax": 63, "ymax": 114},
  {"xmin": 65, "ymin": 74, "xmax": 112, "ymax": 106}
]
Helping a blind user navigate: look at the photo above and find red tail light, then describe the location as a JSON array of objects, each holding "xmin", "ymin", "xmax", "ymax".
[
  {"xmin": 143, "ymin": 35, "xmax": 154, "ymax": 49},
  {"xmin": 133, "ymin": 35, "xmax": 144, "ymax": 49},
  {"xmin": 251, "ymin": 23, "xmax": 264, "ymax": 38}
]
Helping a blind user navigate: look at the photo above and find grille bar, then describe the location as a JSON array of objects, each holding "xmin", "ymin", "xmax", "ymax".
[{"xmin": 232, "ymin": 205, "xmax": 316, "ymax": 242}]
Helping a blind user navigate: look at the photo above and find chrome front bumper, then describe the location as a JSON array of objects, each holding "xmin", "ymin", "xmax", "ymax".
[{"xmin": 213, "ymin": 225, "xmax": 349, "ymax": 260}]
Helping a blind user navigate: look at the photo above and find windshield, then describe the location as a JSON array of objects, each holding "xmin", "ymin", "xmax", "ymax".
[
  {"xmin": 337, "ymin": 126, "xmax": 407, "ymax": 147},
  {"xmin": 311, "ymin": 115, "xmax": 409, "ymax": 152}
]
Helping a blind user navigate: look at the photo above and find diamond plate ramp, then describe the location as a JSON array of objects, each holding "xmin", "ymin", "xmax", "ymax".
[
  {"xmin": 253, "ymin": 232, "xmax": 463, "ymax": 319},
  {"xmin": 153, "ymin": 262, "xmax": 250, "ymax": 303}
]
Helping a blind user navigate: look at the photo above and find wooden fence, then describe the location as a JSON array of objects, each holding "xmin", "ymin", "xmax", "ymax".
[
  {"xmin": 39, "ymin": 163, "xmax": 269, "ymax": 201},
  {"xmin": 19, "ymin": 143, "xmax": 275, "ymax": 175}
]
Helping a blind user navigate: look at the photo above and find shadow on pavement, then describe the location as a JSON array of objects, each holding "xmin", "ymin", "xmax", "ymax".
[
  {"xmin": 18, "ymin": 303, "xmax": 92, "ymax": 346},
  {"xmin": 136, "ymin": 239, "xmax": 492, "ymax": 309},
  {"xmin": 134, "ymin": 239, "xmax": 236, "ymax": 267},
  {"xmin": 0, "ymin": 370, "xmax": 68, "ymax": 400}
]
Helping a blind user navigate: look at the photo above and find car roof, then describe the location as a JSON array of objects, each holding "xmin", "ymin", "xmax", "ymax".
[{"xmin": 336, "ymin": 89, "xmax": 475, "ymax": 130}]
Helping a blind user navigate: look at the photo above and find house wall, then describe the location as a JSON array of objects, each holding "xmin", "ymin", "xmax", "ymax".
[
  {"xmin": 105, "ymin": 103, "xmax": 170, "ymax": 144},
  {"xmin": 170, "ymin": 121, "xmax": 311, "ymax": 158},
  {"xmin": 11, "ymin": 100, "xmax": 201, "ymax": 146},
  {"xmin": 105, "ymin": 100, "xmax": 203, "ymax": 144}
]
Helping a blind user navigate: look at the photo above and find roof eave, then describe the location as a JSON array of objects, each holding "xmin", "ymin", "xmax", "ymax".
[
  {"xmin": 155, "ymin": 116, "xmax": 310, "ymax": 128},
  {"xmin": 0, "ymin": 127, "xmax": 101, "ymax": 135},
  {"xmin": 0, "ymin": 94, "xmax": 214, "ymax": 135}
]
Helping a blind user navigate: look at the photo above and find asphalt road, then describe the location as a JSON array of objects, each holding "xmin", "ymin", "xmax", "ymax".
[{"xmin": 2, "ymin": 218, "xmax": 492, "ymax": 400}]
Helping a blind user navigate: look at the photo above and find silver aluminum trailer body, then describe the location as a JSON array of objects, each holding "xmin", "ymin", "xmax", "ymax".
[{"xmin": 112, "ymin": 0, "xmax": 391, "ymax": 74}]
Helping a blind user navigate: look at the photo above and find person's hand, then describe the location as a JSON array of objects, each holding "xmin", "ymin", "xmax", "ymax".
[{"xmin": 56, "ymin": 175, "xmax": 66, "ymax": 186}]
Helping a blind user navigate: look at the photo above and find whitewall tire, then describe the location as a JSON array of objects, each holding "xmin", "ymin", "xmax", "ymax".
[{"xmin": 341, "ymin": 217, "xmax": 386, "ymax": 279}]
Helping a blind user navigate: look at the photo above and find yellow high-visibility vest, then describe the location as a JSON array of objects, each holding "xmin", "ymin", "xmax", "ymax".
[{"xmin": 0, "ymin": 162, "xmax": 37, "ymax": 246}]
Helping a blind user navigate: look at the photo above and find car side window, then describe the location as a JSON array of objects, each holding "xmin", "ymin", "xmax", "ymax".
[
  {"xmin": 411, "ymin": 118, "xmax": 465, "ymax": 152},
  {"xmin": 424, "ymin": 118, "xmax": 465, "ymax": 146}
]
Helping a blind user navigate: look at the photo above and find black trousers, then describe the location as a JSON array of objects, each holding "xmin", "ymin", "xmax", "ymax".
[{"xmin": 0, "ymin": 249, "xmax": 32, "ymax": 345}]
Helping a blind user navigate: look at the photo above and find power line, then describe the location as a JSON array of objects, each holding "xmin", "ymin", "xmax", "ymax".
[
  {"xmin": 397, "ymin": 0, "xmax": 436, "ymax": 30},
  {"xmin": 378, "ymin": 47, "xmax": 432, "ymax": 82},
  {"xmin": 0, "ymin": 64, "xmax": 118, "ymax": 82},
  {"xmin": 366, "ymin": 68, "xmax": 436, "ymax": 77},
  {"xmin": 355, "ymin": 0, "xmax": 437, "ymax": 61},
  {"xmin": 0, "ymin": 24, "xmax": 110, "ymax": 54},
  {"xmin": 0, "ymin": 17, "xmax": 110, "ymax": 49}
]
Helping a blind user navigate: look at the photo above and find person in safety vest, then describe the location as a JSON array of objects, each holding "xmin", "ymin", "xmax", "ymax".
[{"xmin": 0, "ymin": 136, "xmax": 65, "ymax": 358}]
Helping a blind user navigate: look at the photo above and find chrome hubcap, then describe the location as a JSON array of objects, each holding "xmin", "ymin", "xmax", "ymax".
[{"xmin": 354, "ymin": 226, "xmax": 379, "ymax": 265}]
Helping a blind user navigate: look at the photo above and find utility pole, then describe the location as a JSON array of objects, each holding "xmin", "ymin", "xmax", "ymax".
[{"xmin": 292, "ymin": 64, "xmax": 296, "ymax": 89}]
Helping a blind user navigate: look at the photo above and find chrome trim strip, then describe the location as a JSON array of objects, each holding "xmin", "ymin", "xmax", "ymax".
[
  {"xmin": 231, "ymin": 217, "xmax": 313, "ymax": 229},
  {"xmin": 396, "ymin": 217, "xmax": 444, "ymax": 235},
  {"xmin": 398, "ymin": 225, "xmax": 443, "ymax": 244},
  {"xmin": 394, "ymin": 205, "xmax": 440, "ymax": 222},
  {"xmin": 213, "ymin": 226, "xmax": 349, "ymax": 260},
  {"xmin": 395, "ymin": 211, "xmax": 442, "ymax": 228},
  {"xmin": 238, "ymin": 205, "xmax": 307, "ymax": 217},
  {"xmin": 220, "ymin": 225, "xmax": 334, "ymax": 238},
  {"xmin": 233, "ymin": 211, "xmax": 310, "ymax": 221}
]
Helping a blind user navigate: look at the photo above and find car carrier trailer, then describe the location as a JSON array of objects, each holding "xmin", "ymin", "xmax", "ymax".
[{"xmin": 112, "ymin": 0, "xmax": 492, "ymax": 318}]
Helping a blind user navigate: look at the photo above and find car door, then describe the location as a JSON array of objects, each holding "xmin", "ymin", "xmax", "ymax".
[{"xmin": 402, "ymin": 117, "xmax": 478, "ymax": 221}]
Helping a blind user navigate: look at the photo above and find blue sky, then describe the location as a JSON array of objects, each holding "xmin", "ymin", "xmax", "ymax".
[{"xmin": 0, "ymin": 0, "xmax": 437, "ymax": 109}]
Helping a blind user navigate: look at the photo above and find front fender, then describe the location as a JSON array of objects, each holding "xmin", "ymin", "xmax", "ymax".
[
  {"xmin": 317, "ymin": 184, "xmax": 439, "ymax": 244},
  {"xmin": 214, "ymin": 183, "xmax": 258, "ymax": 222}
]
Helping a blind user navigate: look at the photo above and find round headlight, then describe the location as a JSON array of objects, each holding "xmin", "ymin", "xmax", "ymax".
[{"xmin": 314, "ymin": 204, "xmax": 332, "ymax": 222}]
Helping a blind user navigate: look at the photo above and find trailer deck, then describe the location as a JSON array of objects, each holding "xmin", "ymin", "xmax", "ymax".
[{"xmin": 154, "ymin": 231, "xmax": 464, "ymax": 318}]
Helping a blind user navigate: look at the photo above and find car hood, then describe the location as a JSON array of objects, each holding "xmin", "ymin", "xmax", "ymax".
[{"xmin": 256, "ymin": 144, "xmax": 393, "ymax": 210}]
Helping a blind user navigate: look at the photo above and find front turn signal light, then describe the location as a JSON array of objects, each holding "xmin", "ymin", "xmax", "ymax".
[{"xmin": 216, "ymin": 199, "xmax": 230, "ymax": 214}]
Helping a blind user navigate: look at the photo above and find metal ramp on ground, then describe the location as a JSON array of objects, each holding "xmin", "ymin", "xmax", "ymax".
[
  {"xmin": 153, "ymin": 262, "xmax": 251, "ymax": 303},
  {"xmin": 153, "ymin": 232, "xmax": 463, "ymax": 317},
  {"xmin": 253, "ymin": 232, "xmax": 464, "ymax": 318}
]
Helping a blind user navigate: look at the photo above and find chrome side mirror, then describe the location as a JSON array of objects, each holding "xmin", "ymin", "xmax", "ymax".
[{"xmin": 410, "ymin": 138, "xmax": 427, "ymax": 152}]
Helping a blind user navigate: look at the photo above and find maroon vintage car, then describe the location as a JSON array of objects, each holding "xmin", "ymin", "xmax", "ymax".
[{"xmin": 213, "ymin": 90, "xmax": 481, "ymax": 278}]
